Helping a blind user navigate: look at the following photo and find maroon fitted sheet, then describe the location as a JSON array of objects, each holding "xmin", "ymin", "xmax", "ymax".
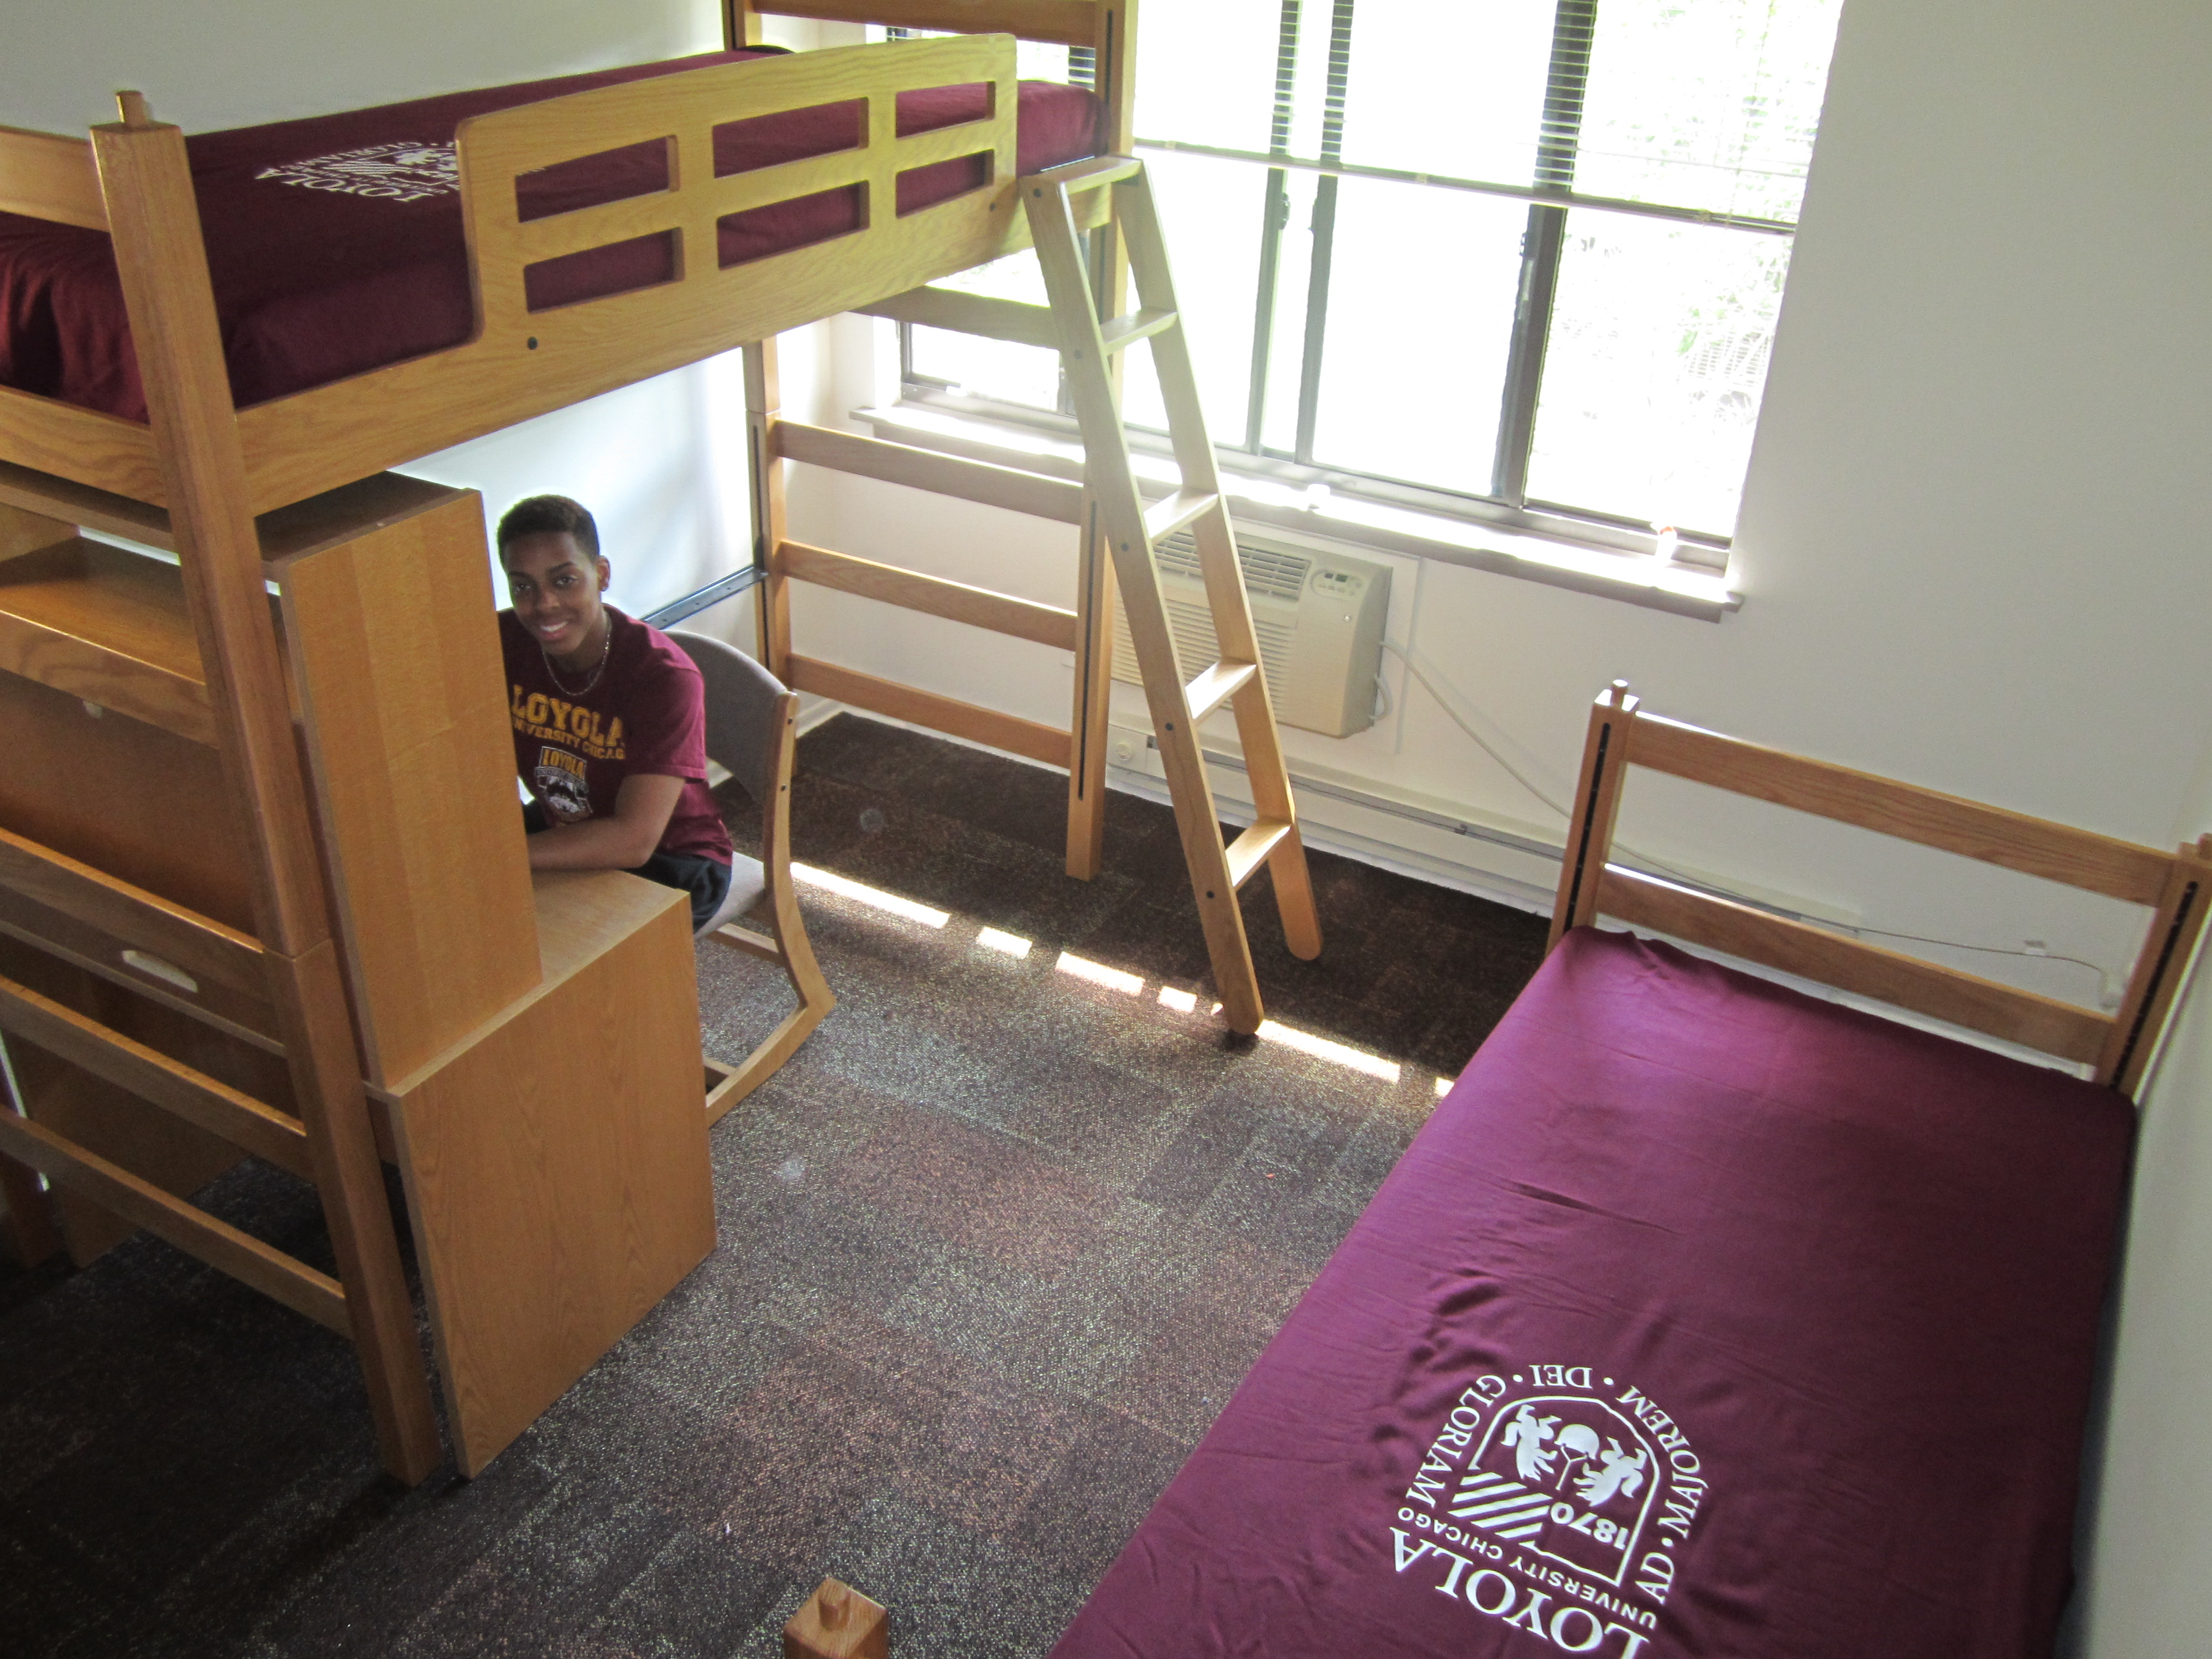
[
  {"xmin": 0, "ymin": 51, "xmax": 1099, "ymax": 421},
  {"xmin": 1052, "ymin": 927, "xmax": 2133, "ymax": 1659}
]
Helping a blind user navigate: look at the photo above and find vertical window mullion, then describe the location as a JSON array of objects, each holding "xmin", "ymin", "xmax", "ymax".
[
  {"xmin": 1492, "ymin": 0, "xmax": 1597, "ymax": 506},
  {"xmin": 1291, "ymin": 0, "xmax": 1357, "ymax": 466},
  {"xmin": 1243, "ymin": 1, "xmax": 1305, "ymax": 453}
]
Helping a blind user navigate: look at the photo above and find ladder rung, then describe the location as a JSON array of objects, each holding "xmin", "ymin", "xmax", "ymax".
[
  {"xmin": 1225, "ymin": 820, "xmax": 1295, "ymax": 890},
  {"xmin": 853, "ymin": 286, "xmax": 1059, "ymax": 349},
  {"xmin": 1143, "ymin": 489, "xmax": 1220, "ymax": 546},
  {"xmin": 1099, "ymin": 309, "xmax": 1177, "ymax": 354},
  {"xmin": 1183, "ymin": 659, "xmax": 1258, "ymax": 727},
  {"xmin": 1021, "ymin": 155, "xmax": 1145, "ymax": 194}
]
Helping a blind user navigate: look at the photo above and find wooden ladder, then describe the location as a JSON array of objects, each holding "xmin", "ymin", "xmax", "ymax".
[
  {"xmin": 1025, "ymin": 156, "xmax": 1322, "ymax": 1032},
  {"xmin": 752, "ymin": 159, "xmax": 1322, "ymax": 1033}
]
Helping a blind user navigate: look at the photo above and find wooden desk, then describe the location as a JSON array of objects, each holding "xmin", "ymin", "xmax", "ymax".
[{"xmin": 0, "ymin": 468, "xmax": 716, "ymax": 1475}]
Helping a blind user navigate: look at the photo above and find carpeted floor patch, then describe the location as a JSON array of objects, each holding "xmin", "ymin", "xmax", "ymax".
[{"xmin": 0, "ymin": 714, "xmax": 1546, "ymax": 1658}]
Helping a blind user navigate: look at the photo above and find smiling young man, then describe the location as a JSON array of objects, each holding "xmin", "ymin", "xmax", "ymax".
[{"xmin": 496, "ymin": 494, "xmax": 734, "ymax": 928}]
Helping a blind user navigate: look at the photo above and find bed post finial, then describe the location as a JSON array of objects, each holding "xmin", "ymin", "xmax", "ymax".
[
  {"xmin": 784, "ymin": 1577, "xmax": 887, "ymax": 1658},
  {"xmin": 115, "ymin": 91, "xmax": 154, "ymax": 128}
]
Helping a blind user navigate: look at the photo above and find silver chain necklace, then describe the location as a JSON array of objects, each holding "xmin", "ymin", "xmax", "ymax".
[{"xmin": 541, "ymin": 614, "xmax": 613, "ymax": 697}]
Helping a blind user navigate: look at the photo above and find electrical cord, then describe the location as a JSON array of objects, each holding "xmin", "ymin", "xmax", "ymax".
[{"xmin": 1378, "ymin": 638, "xmax": 2116, "ymax": 993}]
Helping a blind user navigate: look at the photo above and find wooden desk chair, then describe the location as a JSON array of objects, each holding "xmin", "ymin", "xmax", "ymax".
[{"xmin": 670, "ymin": 632, "xmax": 835, "ymax": 1124}]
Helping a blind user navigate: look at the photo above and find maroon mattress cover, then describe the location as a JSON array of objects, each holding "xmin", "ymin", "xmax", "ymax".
[
  {"xmin": 1052, "ymin": 927, "xmax": 2133, "ymax": 1659},
  {"xmin": 0, "ymin": 51, "xmax": 1099, "ymax": 420}
]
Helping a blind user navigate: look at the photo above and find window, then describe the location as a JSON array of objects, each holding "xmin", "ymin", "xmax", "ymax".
[{"xmin": 899, "ymin": 1, "xmax": 1844, "ymax": 562}]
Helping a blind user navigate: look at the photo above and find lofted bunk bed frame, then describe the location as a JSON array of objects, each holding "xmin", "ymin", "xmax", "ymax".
[{"xmin": 0, "ymin": 1, "xmax": 1317, "ymax": 1482}]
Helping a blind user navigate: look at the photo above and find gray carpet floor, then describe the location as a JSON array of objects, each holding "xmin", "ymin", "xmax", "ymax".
[{"xmin": 0, "ymin": 714, "xmax": 1547, "ymax": 1657}]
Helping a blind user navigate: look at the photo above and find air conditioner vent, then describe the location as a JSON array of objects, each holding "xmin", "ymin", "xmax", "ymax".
[{"xmin": 1111, "ymin": 529, "xmax": 1391, "ymax": 738}]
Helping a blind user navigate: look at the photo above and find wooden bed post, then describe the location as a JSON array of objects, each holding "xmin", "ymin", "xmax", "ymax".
[
  {"xmin": 89, "ymin": 97, "xmax": 441, "ymax": 1485},
  {"xmin": 744, "ymin": 339, "xmax": 794, "ymax": 679},
  {"xmin": 1061, "ymin": 1, "xmax": 1139, "ymax": 883},
  {"xmin": 2099, "ymin": 831, "xmax": 2212, "ymax": 1094},
  {"xmin": 723, "ymin": 1, "xmax": 765, "ymax": 49},
  {"xmin": 1548, "ymin": 680, "xmax": 1639, "ymax": 951}
]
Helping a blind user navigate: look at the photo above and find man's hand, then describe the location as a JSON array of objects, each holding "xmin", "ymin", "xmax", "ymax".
[{"xmin": 525, "ymin": 773, "xmax": 687, "ymax": 870}]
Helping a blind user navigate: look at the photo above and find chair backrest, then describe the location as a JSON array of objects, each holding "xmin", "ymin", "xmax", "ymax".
[{"xmin": 666, "ymin": 629, "xmax": 788, "ymax": 805}]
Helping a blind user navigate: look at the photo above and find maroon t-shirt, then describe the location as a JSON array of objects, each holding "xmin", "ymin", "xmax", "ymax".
[{"xmin": 500, "ymin": 607, "xmax": 733, "ymax": 865}]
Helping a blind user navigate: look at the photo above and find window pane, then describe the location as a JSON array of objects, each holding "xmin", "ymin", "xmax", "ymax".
[
  {"xmin": 1575, "ymin": 0, "xmax": 1844, "ymax": 220},
  {"xmin": 1306, "ymin": 176, "xmax": 1525, "ymax": 493},
  {"xmin": 1339, "ymin": 0, "xmax": 1554, "ymax": 183},
  {"xmin": 1526, "ymin": 213, "xmax": 1791, "ymax": 536},
  {"xmin": 907, "ymin": 253, "xmax": 1059, "ymax": 411},
  {"xmin": 1134, "ymin": 0, "xmax": 1292, "ymax": 154},
  {"xmin": 1119, "ymin": 151, "xmax": 1271, "ymax": 442}
]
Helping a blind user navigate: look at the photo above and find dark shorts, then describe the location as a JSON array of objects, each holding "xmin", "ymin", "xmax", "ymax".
[{"xmin": 522, "ymin": 801, "xmax": 731, "ymax": 931}]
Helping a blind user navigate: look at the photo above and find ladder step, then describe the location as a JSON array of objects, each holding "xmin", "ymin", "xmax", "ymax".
[
  {"xmin": 1021, "ymin": 154, "xmax": 1145, "ymax": 194},
  {"xmin": 1099, "ymin": 308, "xmax": 1177, "ymax": 354},
  {"xmin": 1225, "ymin": 820, "xmax": 1295, "ymax": 890},
  {"xmin": 853, "ymin": 286, "xmax": 1059, "ymax": 349},
  {"xmin": 1183, "ymin": 659, "xmax": 1258, "ymax": 727},
  {"xmin": 1143, "ymin": 489, "xmax": 1220, "ymax": 546}
]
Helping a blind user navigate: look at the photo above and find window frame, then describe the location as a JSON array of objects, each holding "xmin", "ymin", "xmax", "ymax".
[{"xmin": 892, "ymin": 2, "xmax": 1821, "ymax": 573}]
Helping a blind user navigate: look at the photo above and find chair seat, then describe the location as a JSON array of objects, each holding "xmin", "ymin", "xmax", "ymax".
[{"xmin": 696, "ymin": 853, "xmax": 768, "ymax": 938}]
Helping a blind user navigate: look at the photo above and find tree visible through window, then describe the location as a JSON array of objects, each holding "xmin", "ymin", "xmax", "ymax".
[{"xmin": 901, "ymin": 1, "xmax": 1844, "ymax": 554}]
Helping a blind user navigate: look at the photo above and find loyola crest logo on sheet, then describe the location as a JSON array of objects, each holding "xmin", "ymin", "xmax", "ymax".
[
  {"xmin": 1391, "ymin": 1364, "xmax": 1708, "ymax": 1656},
  {"xmin": 257, "ymin": 143, "xmax": 458, "ymax": 202},
  {"xmin": 1460, "ymin": 1388, "xmax": 1657, "ymax": 1584}
]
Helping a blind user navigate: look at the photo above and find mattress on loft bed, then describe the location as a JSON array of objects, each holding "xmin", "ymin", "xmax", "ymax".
[
  {"xmin": 1052, "ymin": 926, "xmax": 2133, "ymax": 1659},
  {"xmin": 0, "ymin": 50, "xmax": 1100, "ymax": 421}
]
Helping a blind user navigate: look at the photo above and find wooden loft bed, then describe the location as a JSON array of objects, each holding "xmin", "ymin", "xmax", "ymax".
[
  {"xmin": 0, "ymin": 6, "xmax": 1160, "ymax": 1483},
  {"xmin": 0, "ymin": 15, "xmax": 1126, "ymax": 512}
]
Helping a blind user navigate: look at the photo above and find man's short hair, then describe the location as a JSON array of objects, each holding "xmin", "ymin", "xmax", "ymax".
[{"xmin": 497, "ymin": 494, "xmax": 599, "ymax": 562}]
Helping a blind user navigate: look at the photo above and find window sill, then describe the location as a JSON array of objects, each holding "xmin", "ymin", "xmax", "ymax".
[{"xmin": 853, "ymin": 404, "xmax": 1744, "ymax": 623}]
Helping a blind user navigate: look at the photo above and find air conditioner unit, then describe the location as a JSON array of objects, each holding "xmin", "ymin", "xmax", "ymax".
[{"xmin": 1110, "ymin": 530, "xmax": 1391, "ymax": 738}]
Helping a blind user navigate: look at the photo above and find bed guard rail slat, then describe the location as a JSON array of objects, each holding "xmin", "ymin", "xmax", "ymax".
[
  {"xmin": 1596, "ymin": 864, "xmax": 2114, "ymax": 1065},
  {"xmin": 755, "ymin": 0, "xmax": 1104, "ymax": 47},
  {"xmin": 0, "ymin": 1109, "xmax": 346, "ymax": 1331},
  {"xmin": 855, "ymin": 286, "xmax": 1061, "ymax": 348},
  {"xmin": 0, "ymin": 125, "xmax": 106, "ymax": 230},
  {"xmin": 0, "ymin": 968, "xmax": 310, "ymax": 1177},
  {"xmin": 1629, "ymin": 713, "xmax": 2173, "ymax": 907},
  {"xmin": 785, "ymin": 653, "xmax": 1071, "ymax": 768},
  {"xmin": 773, "ymin": 420, "xmax": 1083, "ymax": 521},
  {"xmin": 775, "ymin": 540, "xmax": 1077, "ymax": 649}
]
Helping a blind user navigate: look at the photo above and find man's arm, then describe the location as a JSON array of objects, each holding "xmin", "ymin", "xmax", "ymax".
[{"xmin": 525, "ymin": 773, "xmax": 686, "ymax": 871}]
